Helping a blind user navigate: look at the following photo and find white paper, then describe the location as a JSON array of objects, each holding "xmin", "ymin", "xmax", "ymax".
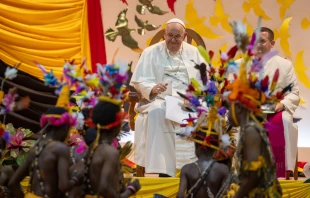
[
  {"xmin": 160, "ymin": 81, "xmax": 172, "ymax": 96},
  {"xmin": 165, "ymin": 95, "xmax": 196, "ymax": 124}
]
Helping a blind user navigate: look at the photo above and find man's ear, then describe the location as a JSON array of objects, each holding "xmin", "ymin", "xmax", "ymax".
[
  {"xmin": 183, "ymin": 32, "xmax": 188, "ymax": 40},
  {"xmin": 271, "ymin": 40, "xmax": 275, "ymax": 47},
  {"xmin": 163, "ymin": 29, "xmax": 167, "ymax": 39}
]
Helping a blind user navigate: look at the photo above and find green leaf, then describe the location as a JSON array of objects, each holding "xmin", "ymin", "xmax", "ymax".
[
  {"xmin": 24, "ymin": 140, "xmax": 36, "ymax": 147},
  {"xmin": 23, "ymin": 129, "xmax": 33, "ymax": 138},
  {"xmin": 5, "ymin": 123, "xmax": 16, "ymax": 135},
  {"xmin": 10, "ymin": 148, "xmax": 19, "ymax": 158},
  {"xmin": 16, "ymin": 153, "xmax": 28, "ymax": 166},
  {"xmin": 197, "ymin": 45, "xmax": 210, "ymax": 64}
]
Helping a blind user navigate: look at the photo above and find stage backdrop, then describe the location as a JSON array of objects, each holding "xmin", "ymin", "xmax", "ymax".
[{"xmin": 101, "ymin": 0, "xmax": 310, "ymax": 149}]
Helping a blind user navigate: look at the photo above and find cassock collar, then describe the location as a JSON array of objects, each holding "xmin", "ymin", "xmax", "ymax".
[{"xmin": 165, "ymin": 43, "xmax": 183, "ymax": 57}]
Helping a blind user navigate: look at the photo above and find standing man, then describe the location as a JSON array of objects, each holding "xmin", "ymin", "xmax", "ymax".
[{"xmin": 130, "ymin": 18, "xmax": 206, "ymax": 177}]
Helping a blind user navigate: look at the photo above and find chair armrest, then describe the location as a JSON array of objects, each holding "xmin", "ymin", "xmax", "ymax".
[
  {"xmin": 128, "ymin": 92, "xmax": 141, "ymax": 103},
  {"xmin": 127, "ymin": 92, "xmax": 142, "ymax": 130}
]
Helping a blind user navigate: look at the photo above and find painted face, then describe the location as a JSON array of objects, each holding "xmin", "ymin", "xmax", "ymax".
[
  {"xmin": 164, "ymin": 23, "xmax": 186, "ymax": 53},
  {"xmin": 256, "ymin": 32, "xmax": 275, "ymax": 58}
]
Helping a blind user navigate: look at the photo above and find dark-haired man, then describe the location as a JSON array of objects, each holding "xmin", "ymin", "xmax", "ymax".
[
  {"xmin": 237, "ymin": 27, "xmax": 299, "ymax": 177},
  {"xmin": 8, "ymin": 85, "xmax": 84, "ymax": 198},
  {"xmin": 83, "ymin": 100, "xmax": 140, "ymax": 197},
  {"xmin": 8, "ymin": 107, "xmax": 83, "ymax": 198}
]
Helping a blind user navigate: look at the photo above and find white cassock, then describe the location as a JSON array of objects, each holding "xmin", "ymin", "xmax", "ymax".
[
  {"xmin": 264, "ymin": 55, "xmax": 299, "ymax": 172},
  {"xmin": 130, "ymin": 41, "xmax": 206, "ymax": 176},
  {"xmin": 236, "ymin": 55, "xmax": 300, "ymax": 172}
]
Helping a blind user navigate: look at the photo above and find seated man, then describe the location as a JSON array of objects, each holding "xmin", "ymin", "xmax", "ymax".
[
  {"xmin": 130, "ymin": 18, "xmax": 206, "ymax": 177},
  {"xmin": 237, "ymin": 27, "xmax": 299, "ymax": 177}
]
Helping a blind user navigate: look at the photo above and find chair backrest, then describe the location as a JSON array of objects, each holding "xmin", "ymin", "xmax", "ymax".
[{"xmin": 149, "ymin": 28, "xmax": 206, "ymax": 48}]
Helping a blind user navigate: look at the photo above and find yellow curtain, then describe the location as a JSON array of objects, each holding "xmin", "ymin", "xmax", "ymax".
[
  {"xmin": 130, "ymin": 178, "xmax": 310, "ymax": 198},
  {"xmin": 20, "ymin": 176, "xmax": 310, "ymax": 197},
  {"xmin": 0, "ymin": 0, "xmax": 91, "ymax": 80}
]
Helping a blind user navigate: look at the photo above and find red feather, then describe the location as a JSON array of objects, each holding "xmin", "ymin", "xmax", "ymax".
[
  {"xmin": 209, "ymin": 51, "xmax": 214, "ymax": 60},
  {"xmin": 120, "ymin": 0, "xmax": 128, "ymax": 5},
  {"xmin": 227, "ymin": 45, "xmax": 238, "ymax": 60},
  {"xmin": 270, "ymin": 69, "xmax": 279, "ymax": 91},
  {"xmin": 260, "ymin": 76, "xmax": 269, "ymax": 92},
  {"xmin": 167, "ymin": 0, "xmax": 177, "ymax": 14}
]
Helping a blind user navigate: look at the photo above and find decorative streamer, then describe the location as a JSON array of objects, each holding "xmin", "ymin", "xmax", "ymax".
[
  {"xmin": 167, "ymin": 0, "xmax": 177, "ymax": 14},
  {"xmin": 185, "ymin": 0, "xmax": 222, "ymax": 39},
  {"xmin": 294, "ymin": 50, "xmax": 310, "ymax": 88},
  {"xmin": 273, "ymin": 17, "xmax": 292, "ymax": 57},
  {"xmin": 242, "ymin": 0, "xmax": 271, "ymax": 20},
  {"xmin": 301, "ymin": 17, "xmax": 310, "ymax": 30},
  {"xmin": 277, "ymin": 0, "xmax": 295, "ymax": 20},
  {"xmin": 209, "ymin": 0, "xmax": 232, "ymax": 33},
  {"xmin": 120, "ymin": 0, "xmax": 128, "ymax": 5}
]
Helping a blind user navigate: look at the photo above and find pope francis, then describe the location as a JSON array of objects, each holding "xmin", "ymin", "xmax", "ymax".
[{"xmin": 130, "ymin": 18, "xmax": 206, "ymax": 177}]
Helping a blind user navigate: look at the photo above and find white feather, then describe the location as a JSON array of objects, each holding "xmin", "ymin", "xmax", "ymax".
[
  {"xmin": 116, "ymin": 59, "xmax": 128, "ymax": 75},
  {"xmin": 72, "ymin": 112, "xmax": 84, "ymax": 129},
  {"xmin": 5, "ymin": 67, "xmax": 18, "ymax": 80},
  {"xmin": 221, "ymin": 134, "xmax": 230, "ymax": 148}
]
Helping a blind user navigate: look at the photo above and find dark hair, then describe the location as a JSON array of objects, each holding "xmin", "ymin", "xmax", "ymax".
[
  {"xmin": 45, "ymin": 107, "xmax": 67, "ymax": 115},
  {"xmin": 84, "ymin": 127, "xmax": 97, "ymax": 146},
  {"xmin": 92, "ymin": 101, "xmax": 120, "ymax": 126},
  {"xmin": 44, "ymin": 107, "xmax": 69, "ymax": 138},
  {"xmin": 260, "ymin": 27, "xmax": 274, "ymax": 41}
]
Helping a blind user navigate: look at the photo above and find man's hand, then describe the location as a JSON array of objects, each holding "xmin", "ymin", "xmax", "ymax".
[
  {"xmin": 184, "ymin": 99, "xmax": 190, "ymax": 105},
  {"xmin": 151, "ymin": 83, "xmax": 168, "ymax": 94},
  {"xmin": 275, "ymin": 103, "xmax": 285, "ymax": 113},
  {"xmin": 127, "ymin": 179, "xmax": 141, "ymax": 194},
  {"xmin": 70, "ymin": 161, "xmax": 85, "ymax": 184}
]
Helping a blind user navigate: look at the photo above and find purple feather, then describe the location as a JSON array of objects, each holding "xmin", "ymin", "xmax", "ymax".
[
  {"xmin": 190, "ymin": 97, "xmax": 201, "ymax": 107},
  {"xmin": 217, "ymin": 107, "xmax": 227, "ymax": 116},
  {"xmin": 262, "ymin": 50, "xmax": 278, "ymax": 63},
  {"xmin": 3, "ymin": 131, "xmax": 10, "ymax": 143}
]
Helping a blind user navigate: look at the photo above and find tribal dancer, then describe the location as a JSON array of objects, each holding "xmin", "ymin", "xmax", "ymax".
[
  {"xmin": 223, "ymin": 19, "xmax": 288, "ymax": 197},
  {"xmin": 8, "ymin": 85, "xmax": 83, "ymax": 198}
]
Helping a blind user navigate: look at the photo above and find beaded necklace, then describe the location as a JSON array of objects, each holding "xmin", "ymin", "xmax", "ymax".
[
  {"xmin": 83, "ymin": 140, "xmax": 110, "ymax": 196},
  {"xmin": 237, "ymin": 121, "xmax": 279, "ymax": 195},
  {"xmin": 28, "ymin": 139, "xmax": 53, "ymax": 198}
]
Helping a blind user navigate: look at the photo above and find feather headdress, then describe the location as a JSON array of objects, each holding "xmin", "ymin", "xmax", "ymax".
[{"xmin": 224, "ymin": 18, "xmax": 292, "ymax": 116}]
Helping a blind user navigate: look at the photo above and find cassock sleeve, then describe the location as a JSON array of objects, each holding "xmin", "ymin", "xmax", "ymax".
[
  {"xmin": 280, "ymin": 62, "xmax": 300, "ymax": 115},
  {"xmin": 129, "ymin": 49, "xmax": 157, "ymax": 101}
]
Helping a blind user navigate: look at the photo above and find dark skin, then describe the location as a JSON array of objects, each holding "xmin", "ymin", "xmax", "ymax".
[
  {"xmin": 177, "ymin": 143, "xmax": 229, "ymax": 198},
  {"xmin": 8, "ymin": 124, "xmax": 83, "ymax": 198},
  {"xmin": 227, "ymin": 102, "xmax": 267, "ymax": 198},
  {"xmin": 86, "ymin": 126, "xmax": 141, "ymax": 197}
]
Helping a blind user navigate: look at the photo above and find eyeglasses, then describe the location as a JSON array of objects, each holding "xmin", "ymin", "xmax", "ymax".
[
  {"xmin": 166, "ymin": 34, "xmax": 183, "ymax": 41},
  {"xmin": 258, "ymin": 38, "xmax": 273, "ymax": 45}
]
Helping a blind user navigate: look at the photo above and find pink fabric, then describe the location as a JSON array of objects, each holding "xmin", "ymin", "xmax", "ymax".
[{"xmin": 266, "ymin": 112, "xmax": 286, "ymax": 178}]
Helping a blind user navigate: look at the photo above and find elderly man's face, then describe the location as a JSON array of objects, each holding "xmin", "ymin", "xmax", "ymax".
[
  {"xmin": 164, "ymin": 23, "xmax": 186, "ymax": 53},
  {"xmin": 256, "ymin": 31, "xmax": 275, "ymax": 58}
]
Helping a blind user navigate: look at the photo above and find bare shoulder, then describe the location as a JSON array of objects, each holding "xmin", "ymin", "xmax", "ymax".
[
  {"xmin": 214, "ymin": 162, "xmax": 229, "ymax": 175},
  {"xmin": 180, "ymin": 163, "xmax": 195, "ymax": 177},
  {"xmin": 100, "ymin": 144, "xmax": 119, "ymax": 161},
  {"xmin": 243, "ymin": 125, "xmax": 261, "ymax": 142},
  {"xmin": 53, "ymin": 141, "xmax": 69, "ymax": 155}
]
